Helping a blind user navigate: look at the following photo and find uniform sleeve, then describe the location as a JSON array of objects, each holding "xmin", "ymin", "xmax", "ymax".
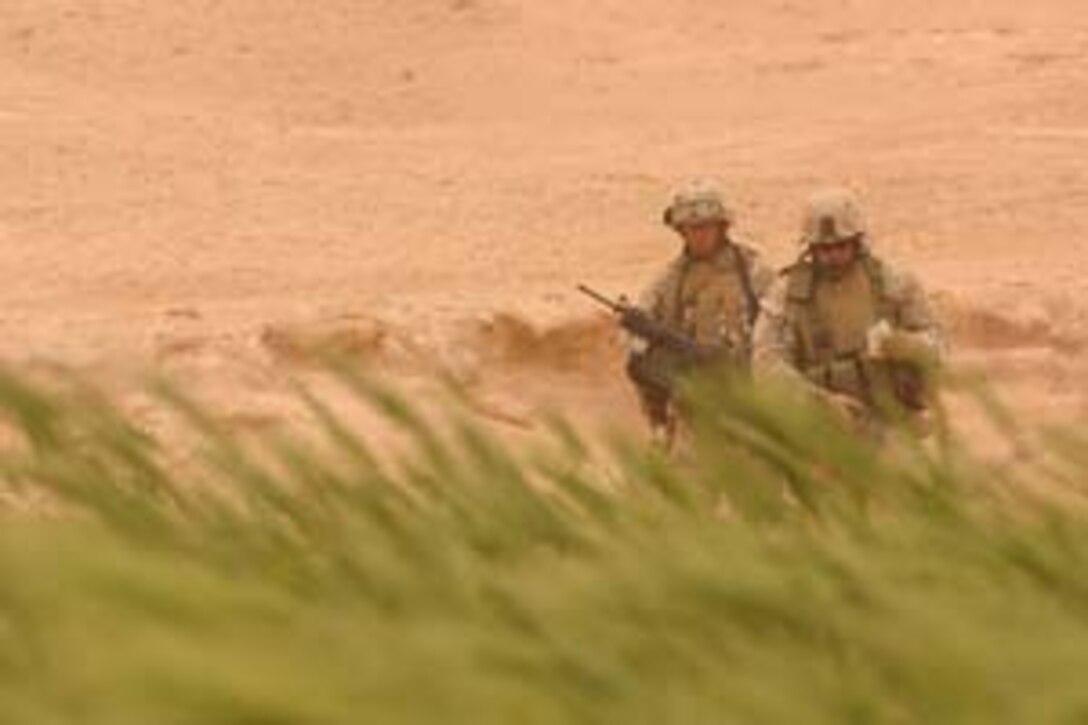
[
  {"xmin": 884, "ymin": 267, "xmax": 945, "ymax": 364},
  {"xmin": 749, "ymin": 251, "xmax": 778, "ymax": 301},
  {"xmin": 636, "ymin": 269, "xmax": 670, "ymax": 319},
  {"xmin": 626, "ymin": 259, "xmax": 679, "ymax": 353},
  {"xmin": 750, "ymin": 275, "xmax": 807, "ymax": 385}
]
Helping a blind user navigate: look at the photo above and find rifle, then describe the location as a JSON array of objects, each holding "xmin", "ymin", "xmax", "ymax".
[{"xmin": 576, "ymin": 284, "xmax": 717, "ymax": 362}]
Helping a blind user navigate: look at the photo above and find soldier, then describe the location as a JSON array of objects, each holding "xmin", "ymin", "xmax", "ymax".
[
  {"xmin": 752, "ymin": 188, "xmax": 943, "ymax": 432},
  {"xmin": 626, "ymin": 181, "xmax": 775, "ymax": 444}
]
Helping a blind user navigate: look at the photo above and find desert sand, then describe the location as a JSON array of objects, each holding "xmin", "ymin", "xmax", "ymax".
[{"xmin": 2, "ymin": 0, "xmax": 1087, "ymax": 446}]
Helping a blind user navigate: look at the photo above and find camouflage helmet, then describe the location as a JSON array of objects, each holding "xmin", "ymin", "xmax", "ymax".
[
  {"xmin": 662, "ymin": 181, "xmax": 733, "ymax": 230},
  {"xmin": 801, "ymin": 187, "xmax": 867, "ymax": 247}
]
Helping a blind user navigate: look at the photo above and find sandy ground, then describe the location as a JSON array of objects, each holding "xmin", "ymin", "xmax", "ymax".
[{"xmin": 2, "ymin": 0, "xmax": 1088, "ymax": 451}]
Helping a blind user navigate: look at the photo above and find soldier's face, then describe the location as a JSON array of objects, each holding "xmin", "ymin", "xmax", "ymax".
[
  {"xmin": 813, "ymin": 237, "xmax": 860, "ymax": 275},
  {"xmin": 679, "ymin": 222, "xmax": 724, "ymax": 259}
]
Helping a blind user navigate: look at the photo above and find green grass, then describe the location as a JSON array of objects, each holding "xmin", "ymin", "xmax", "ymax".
[{"xmin": 0, "ymin": 366, "xmax": 1085, "ymax": 724}]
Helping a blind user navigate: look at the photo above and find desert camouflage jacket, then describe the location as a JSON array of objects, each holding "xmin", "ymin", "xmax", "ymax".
[
  {"xmin": 752, "ymin": 252, "xmax": 942, "ymax": 408},
  {"xmin": 636, "ymin": 240, "xmax": 776, "ymax": 364}
]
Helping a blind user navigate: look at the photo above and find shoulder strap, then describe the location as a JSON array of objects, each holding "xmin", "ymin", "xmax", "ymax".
[
  {"xmin": 779, "ymin": 260, "xmax": 817, "ymax": 368},
  {"xmin": 730, "ymin": 243, "xmax": 760, "ymax": 327},
  {"xmin": 784, "ymin": 260, "xmax": 815, "ymax": 304}
]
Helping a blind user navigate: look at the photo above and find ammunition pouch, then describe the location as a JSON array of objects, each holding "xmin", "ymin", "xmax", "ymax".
[
  {"xmin": 804, "ymin": 355, "xmax": 932, "ymax": 413},
  {"xmin": 804, "ymin": 356, "xmax": 870, "ymax": 401}
]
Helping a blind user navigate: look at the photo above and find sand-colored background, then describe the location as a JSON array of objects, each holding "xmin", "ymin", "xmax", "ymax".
[{"xmin": 2, "ymin": 0, "xmax": 1087, "ymax": 443}]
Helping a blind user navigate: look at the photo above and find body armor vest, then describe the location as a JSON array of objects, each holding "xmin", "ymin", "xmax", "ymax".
[
  {"xmin": 656, "ymin": 243, "xmax": 758, "ymax": 363},
  {"xmin": 783, "ymin": 255, "xmax": 909, "ymax": 407}
]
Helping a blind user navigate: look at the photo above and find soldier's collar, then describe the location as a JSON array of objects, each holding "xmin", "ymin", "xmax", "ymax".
[
  {"xmin": 682, "ymin": 241, "xmax": 735, "ymax": 267},
  {"xmin": 814, "ymin": 258, "xmax": 866, "ymax": 284}
]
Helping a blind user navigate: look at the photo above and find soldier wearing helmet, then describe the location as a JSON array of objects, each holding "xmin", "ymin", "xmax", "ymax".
[
  {"xmin": 752, "ymin": 188, "xmax": 943, "ymax": 430},
  {"xmin": 627, "ymin": 181, "xmax": 775, "ymax": 443}
]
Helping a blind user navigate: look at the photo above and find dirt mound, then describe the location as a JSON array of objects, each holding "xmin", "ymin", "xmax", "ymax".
[
  {"xmin": 936, "ymin": 292, "xmax": 1085, "ymax": 354},
  {"xmin": 464, "ymin": 313, "xmax": 622, "ymax": 374},
  {"xmin": 247, "ymin": 307, "xmax": 626, "ymax": 382},
  {"xmin": 260, "ymin": 315, "xmax": 395, "ymax": 368}
]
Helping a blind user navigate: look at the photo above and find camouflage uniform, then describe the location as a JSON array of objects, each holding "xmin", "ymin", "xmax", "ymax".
[
  {"xmin": 752, "ymin": 189, "xmax": 943, "ymax": 426},
  {"xmin": 628, "ymin": 182, "xmax": 775, "ymax": 434}
]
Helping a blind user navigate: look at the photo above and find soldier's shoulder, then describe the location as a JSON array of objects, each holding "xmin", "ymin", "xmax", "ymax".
[
  {"xmin": 776, "ymin": 258, "xmax": 817, "ymax": 291},
  {"xmin": 759, "ymin": 269, "xmax": 795, "ymax": 308},
  {"xmin": 644, "ymin": 252, "xmax": 686, "ymax": 277},
  {"xmin": 870, "ymin": 256, "xmax": 926, "ymax": 300},
  {"xmin": 641, "ymin": 254, "xmax": 687, "ymax": 293},
  {"xmin": 729, "ymin": 237, "xmax": 771, "ymax": 267},
  {"xmin": 730, "ymin": 236, "xmax": 760, "ymax": 256},
  {"xmin": 660, "ymin": 253, "xmax": 689, "ymax": 278},
  {"xmin": 778, "ymin": 257, "xmax": 812, "ymax": 276}
]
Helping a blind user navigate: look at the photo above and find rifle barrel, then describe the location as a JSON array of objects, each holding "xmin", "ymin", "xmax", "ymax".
[{"xmin": 576, "ymin": 284, "xmax": 620, "ymax": 311}]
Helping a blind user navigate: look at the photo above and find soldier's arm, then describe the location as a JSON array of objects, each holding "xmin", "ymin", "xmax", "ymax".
[
  {"xmin": 881, "ymin": 269, "xmax": 944, "ymax": 366},
  {"xmin": 751, "ymin": 277, "xmax": 807, "ymax": 385},
  {"xmin": 749, "ymin": 252, "xmax": 778, "ymax": 302},
  {"xmin": 625, "ymin": 262, "xmax": 681, "ymax": 424},
  {"xmin": 636, "ymin": 260, "xmax": 680, "ymax": 319},
  {"xmin": 625, "ymin": 259, "xmax": 679, "ymax": 353}
]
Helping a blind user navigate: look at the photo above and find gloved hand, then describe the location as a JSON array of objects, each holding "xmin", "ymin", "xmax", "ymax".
[
  {"xmin": 617, "ymin": 305, "xmax": 654, "ymax": 337},
  {"xmin": 866, "ymin": 320, "xmax": 939, "ymax": 365},
  {"xmin": 865, "ymin": 319, "xmax": 895, "ymax": 360}
]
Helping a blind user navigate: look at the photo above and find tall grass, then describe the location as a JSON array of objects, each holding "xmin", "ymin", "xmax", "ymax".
[{"xmin": 0, "ymin": 366, "xmax": 1086, "ymax": 724}]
